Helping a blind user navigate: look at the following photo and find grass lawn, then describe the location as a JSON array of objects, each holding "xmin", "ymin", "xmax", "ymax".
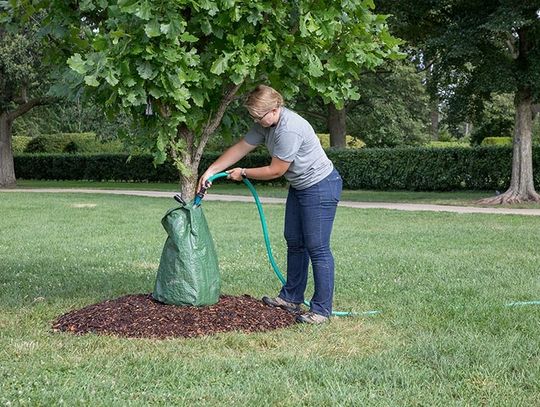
[
  {"xmin": 1, "ymin": 192, "xmax": 540, "ymax": 405},
  {"xmin": 15, "ymin": 179, "xmax": 540, "ymax": 208}
]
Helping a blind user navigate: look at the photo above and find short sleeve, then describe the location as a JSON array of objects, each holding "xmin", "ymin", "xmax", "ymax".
[
  {"xmin": 244, "ymin": 124, "xmax": 265, "ymax": 146},
  {"xmin": 272, "ymin": 131, "xmax": 302, "ymax": 162}
]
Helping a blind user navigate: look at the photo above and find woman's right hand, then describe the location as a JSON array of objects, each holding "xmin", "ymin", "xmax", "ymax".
[{"xmin": 197, "ymin": 170, "xmax": 214, "ymax": 194}]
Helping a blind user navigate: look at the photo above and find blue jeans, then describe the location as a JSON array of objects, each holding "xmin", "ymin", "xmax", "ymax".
[{"xmin": 279, "ymin": 168, "xmax": 342, "ymax": 316}]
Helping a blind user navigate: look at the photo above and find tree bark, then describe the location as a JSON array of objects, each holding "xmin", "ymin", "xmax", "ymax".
[
  {"xmin": 464, "ymin": 122, "xmax": 472, "ymax": 137},
  {"xmin": 180, "ymin": 172, "xmax": 198, "ymax": 202},
  {"xmin": 430, "ymin": 101, "xmax": 439, "ymax": 140},
  {"xmin": 327, "ymin": 103, "xmax": 346, "ymax": 148},
  {"xmin": 0, "ymin": 112, "xmax": 16, "ymax": 188},
  {"xmin": 479, "ymin": 87, "xmax": 540, "ymax": 204},
  {"xmin": 176, "ymin": 81, "xmax": 244, "ymax": 201},
  {"xmin": 479, "ymin": 27, "xmax": 540, "ymax": 204}
]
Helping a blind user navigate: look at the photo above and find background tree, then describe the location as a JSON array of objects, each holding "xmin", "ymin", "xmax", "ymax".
[
  {"xmin": 0, "ymin": 8, "xmax": 55, "ymax": 188},
  {"xmin": 468, "ymin": 94, "xmax": 515, "ymax": 146},
  {"xmin": 46, "ymin": 0, "xmax": 401, "ymax": 199},
  {"xmin": 13, "ymin": 99, "xmax": 132, "ymax": 140},
  {"xmin": 378, "ymin": 0, "xmax": 540, "ymax": 203},
  {"xmin": 292, "ymin": 60, "xmax": 430, "ymax": 147}
]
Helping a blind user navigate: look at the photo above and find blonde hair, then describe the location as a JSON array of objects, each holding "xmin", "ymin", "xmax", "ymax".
[{"xmin": 245, "ymin": 85, "xmax": 284, "ymax": 117}]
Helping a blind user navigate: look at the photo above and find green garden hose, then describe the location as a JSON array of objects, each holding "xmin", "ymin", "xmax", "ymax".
[{"xmin": 205, "ymin": 172, "xmax": 380, "ymax": 317}]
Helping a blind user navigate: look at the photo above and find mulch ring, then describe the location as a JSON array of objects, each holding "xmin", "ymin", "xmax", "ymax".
[{"xmin": 52, "ymin": 294, "xmax": 297, "ymax": 339}]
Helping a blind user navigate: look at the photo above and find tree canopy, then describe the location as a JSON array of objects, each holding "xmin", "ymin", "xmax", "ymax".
[
  {"xmin": 0, "ymin": 5, "xmax": 57, "ymax": 187},
  {"xmin": 38, "ymin": 0, "xmax": 401, "ymax": 198},
  {"xmin": 378, "ymin": 0, "xmax": 540, "ymax": 202}
]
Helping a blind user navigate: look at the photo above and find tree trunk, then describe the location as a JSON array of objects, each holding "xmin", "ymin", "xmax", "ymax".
[
  {"xmin": 180, "ymin": 172, "xmax": 198, "ymax": 201},
  {"xmin": 464, "ymin": 122, "xmax": 472, "ymax": 137},
  {"xmin": 173, "ymin": 82, "xmax": 244, "ymax": 201},
  {"xmin": 0, "ymin": 112, "xmax": 16, "ymax": 188},
  {"xmin": 430, "ymin": 101, "xmax": 439, "ymax": 140},
  {"xmin": 327, "ymin": 103, "xmax": 346, "ymax": 148},
  {"xmin": 479, "ymin": 87, "xmax": 540, "ymax": 204}
]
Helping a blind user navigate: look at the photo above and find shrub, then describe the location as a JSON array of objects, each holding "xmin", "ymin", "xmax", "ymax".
[
  {"xmin": 481, "ymin": 137, "xmax": 512, "ymax": 146},
  {"xmin": 428, "ymin": 141, "xmax": 470, "ymax": 148},
  {"xmin": 12, "ymin": 136, "xmax": 32, "ymax": 153},
  {"xmin": 470, "ymin": 116, "xmax": 514, "ymax": 145},
  {"xmin": 317, "ymin": 134, "xmax": 365, "ymax": 149},
  {"xmin": 23, "ymin": 133, "xmax": 125, "ymax": 154}
]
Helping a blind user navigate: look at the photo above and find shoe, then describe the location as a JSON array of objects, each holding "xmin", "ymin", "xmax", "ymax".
[
  {"xmin": 296, "ymin": 312, "xmax": 329, "ymax": 324},
  {"xmin": 262, "ymin": 296, "xmax": 301, "ymax": 313}
]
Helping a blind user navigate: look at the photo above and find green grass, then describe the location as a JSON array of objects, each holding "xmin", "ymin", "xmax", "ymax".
[
  {"xmin": 1, "ymin": 193, "xmax": 540, "ymax": 405},
  {"xmin": 15, "ymin": 179, "xmax": 540, "ymax": 208}
]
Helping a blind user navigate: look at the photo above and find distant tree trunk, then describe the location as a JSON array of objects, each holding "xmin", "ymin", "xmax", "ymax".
[
  {"xmin": 479, "ymin": 87, "xmax": 540, "ymax": 204},
  {"xmin": 430, "ymin": 101, "xmax": 439, "ymax": 140},
  {"xmin": 0, "ymin": 98, "xmax": 53, "ymax": 188},
  {"xmin": 464, "ymin": 122, "xmax": 473, "ymax": 137},
  {"xmin": 327, "ymin": 103, "xmax": 346, "ymax": 148},
  {"xmin": 0, "ymin": 112, "xmax": 16, "ymax": 188}
]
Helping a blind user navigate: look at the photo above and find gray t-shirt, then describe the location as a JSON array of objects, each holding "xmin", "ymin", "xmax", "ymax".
[{"xmin": 244, "ymin": 107, "xmax": 333, "ymax": 190}]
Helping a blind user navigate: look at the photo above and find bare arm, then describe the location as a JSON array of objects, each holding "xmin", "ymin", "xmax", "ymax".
[
  {"xmin": 198, "ymin": 139, "xmax": 257, "ymax": 190},
  {"xmin": 227, "ymin": 156, "xmax": 291, "ymax": 182}
]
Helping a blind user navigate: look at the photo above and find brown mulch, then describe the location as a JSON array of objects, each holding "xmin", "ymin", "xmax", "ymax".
[{"xmin": 52, "ymin": 294, "xmax": 297, "ymax": 339}]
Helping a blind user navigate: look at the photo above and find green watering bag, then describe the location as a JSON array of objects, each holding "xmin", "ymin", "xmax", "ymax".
[{"xmin": 152, "ymin": 202, "xmax": 220, "ymax": 306}]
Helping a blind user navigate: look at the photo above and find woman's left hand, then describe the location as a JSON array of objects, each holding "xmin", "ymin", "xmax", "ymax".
[{"xmin": 227, "ymin": 167, "xmax": 244, "ymax": 181}]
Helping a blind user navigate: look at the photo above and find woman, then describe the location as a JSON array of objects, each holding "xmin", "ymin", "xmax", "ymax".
[{"xmin": 198, "ymin": 85, "xmax": 342, "ymax": 324}]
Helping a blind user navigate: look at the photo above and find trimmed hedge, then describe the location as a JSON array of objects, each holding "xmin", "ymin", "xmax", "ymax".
[
  {"xmin": 481, "ymin": 137, "xmax": 512, "ymax": 146},
  {"xmin": 13, "ymin": 146, "xmax": 540, "ymax": 191},
  {"xmin": 325, "ymin": 147, "xmax": 537, "ymax": 191},
  {"xmin": 13, "ymin": 153, "xmax": 277, "ymax": 184},
  {"xmin": 23, "ymin": 133, "xmax": 124, "ymax": 154}
]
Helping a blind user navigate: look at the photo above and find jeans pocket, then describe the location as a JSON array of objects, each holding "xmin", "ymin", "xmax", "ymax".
[
  {"xmin": 321, "ymin": 174, "xmax": 342, "ymax": 205},
  {"xmin": 331, "ymin": 175, "xmax": 342, "ymax": 202}
]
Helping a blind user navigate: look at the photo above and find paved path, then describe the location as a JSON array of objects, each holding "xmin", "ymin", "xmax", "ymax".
[{"xmin": 3, "ymin": 188, "xmax": 540, "ymax": 216}]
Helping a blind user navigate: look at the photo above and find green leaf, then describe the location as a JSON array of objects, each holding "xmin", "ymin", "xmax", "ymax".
[
  {"xmin": 67, "ymin": 54, "xmax": 88, "ymax": 75},
  {"xmin": 156, "ymin": 132, "xmax": 169, "ymax": 152},
  {"xmin": 166, "ymin": 18, "xmax": 186, "ymax": 39},
  {"xmin": 105, "ymin": 71, "xmax": 119, "ymax": 86},
  {"xmin": 135, "ymin": 0, "xmax": 152, "ymax": 20},
  {"xmin": 362, "ymin": 0, "xmax": 376, "ymax": 10},
  {"xmin": 118, "ymin": 0, "xmax": 138, "ymax": 10},
  {"xmin": 200, "ymin": 19, "xmax": 212, "ymax": 36},
  {"xmin": 136, "ymin": 61, "xmax": 157, "ymax": 80},
  {"xmin": 163, "ymin": 47, "xmax": 183, "ymax": 63},
  {"xmin": 153, "ymin": 149, "xmax": 168, "ymax": 165},
  {"xmin": 160, "ymin": 23, "xmax": 170, "ymax": 35},
  {"xmin": 307, "ymin": 53, "xmax": 324, "ymax": 77},
  {"xmin": 110, "ymin": 30, "xmax": 125, "ymax": 45},
  {"xmin": 190, "ymin": 89, "xmax": 205, "ymax": 107},
  {"xmin": 79, "ymin": 0, "xmax": 95, "ymax": 12},
  {"xmin": 210, "ymin": 52, "xmax": 234, "ymax": 75},
  {"xmin": 180, "ymin": 32, "xmax": 198, "ymax": 43},
  {"xmin": 148, "ymin": 86, "xmax": 164, "ymax": 98},
  {"xmin": 144, "ymin": 19, "xmax": 161, "ymax": 38},
  {"xmin": 84, "ymin": 74, "xmax": 100, "ymax": 87},
  {"xmin": 93, "ymin": 36, "xmax": 108, "ymax": 51}
]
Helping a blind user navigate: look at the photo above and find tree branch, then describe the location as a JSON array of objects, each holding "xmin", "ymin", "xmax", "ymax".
[
  {"xmin": 8, "ymin": 97, "xmax": 55, "ymax": 121},
  {"xmin": 294, "ymin": 109, "xmax": 327, "ymax": 121},
  {"xmin": 506, "ymin": 31, "xmax": 519, "ymax": 59},
  {"xmin": 196, "ymin": 80, "xmax": 244, "ymax": 160}
]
